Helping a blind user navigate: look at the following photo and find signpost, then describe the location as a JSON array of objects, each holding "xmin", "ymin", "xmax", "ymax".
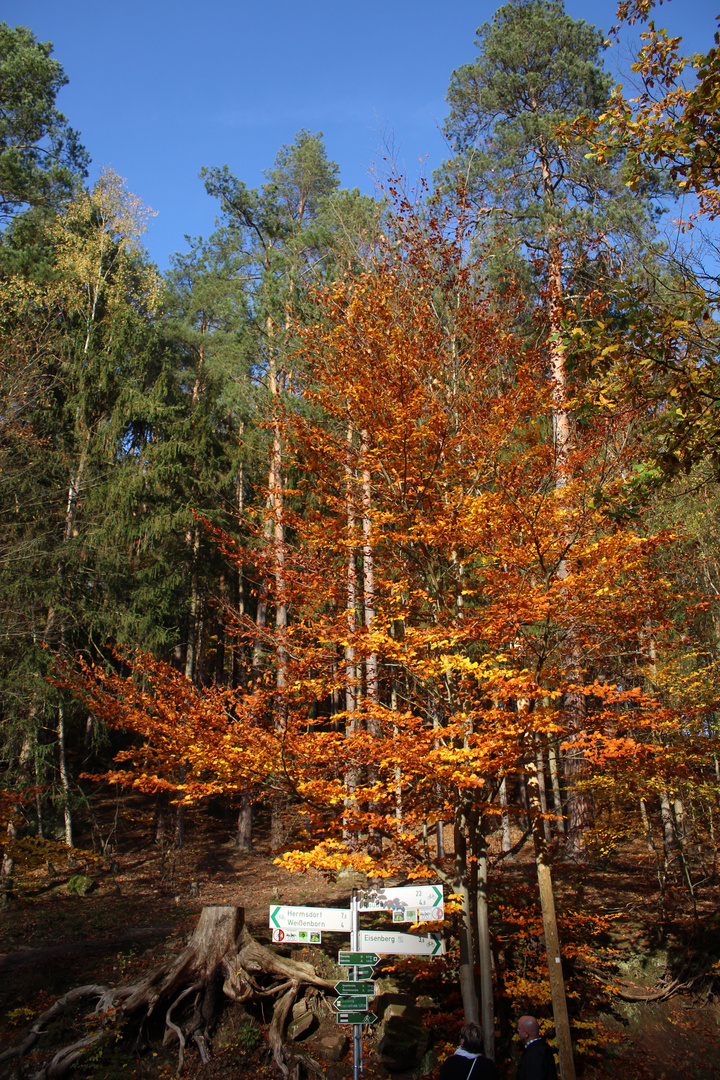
[
  {"xmin": 269, "ymin": 906, "xmax": 351, "ymax": 933},
  {"xmin": 269, "ymin": 884, "xmax": 444, "ymax": 1080},
  {"xmin": 357, "ymin": 885, "xmax": 444, "ymax": 921},
  {"xmin": 333, "ymin": 995, "xmax": 370, "ymax": 1011},
  {"xmin": 337, "ymin": 951, "xmax": 380, "ymax": 967},
  {"xmin": 352, "ymin": 965, "xmax": 375, "ymax": 980},
  {"xmin": 334, "ymin": 981, "xmax": 375, "ymax": 996},
  {"xmin": 358, "ymin": 930, "xmax": 446, "ymax": 956}
]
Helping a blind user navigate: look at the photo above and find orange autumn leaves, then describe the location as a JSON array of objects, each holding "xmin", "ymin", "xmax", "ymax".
[{"xmin": 62, "ymin": 200, "xmax": 707, "ymax": 874}]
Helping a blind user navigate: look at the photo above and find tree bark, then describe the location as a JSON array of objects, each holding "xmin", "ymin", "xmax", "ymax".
[
  {"xmin": 2, "ymin": 907, "xmax": 336, "ymax": 1080},
  {"xmin": 454, "ymin": 807, "xmax": 479, "ymax": 1024},
  {"xmin": 470, "ymin": 812, "xmax": 494, "ymax": 1059},
  {"xmin": 527, "ymin": 757, "xmax": 576, "ymax": 1080},
  {"xmin": 235, "ymin": 793, "xmax": 253, "ymax": 852},
  {"xmin": 57, "ymin": 703, "xmax": 73, "ymax": 848}
]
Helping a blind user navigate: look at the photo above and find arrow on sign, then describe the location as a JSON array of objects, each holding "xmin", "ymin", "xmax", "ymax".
[
  {"xmin": 334, "ymin": 981, "xmax": 375, "ymax": 996},
  {"xmin": 333, "ymin": 995, "xmax": 369, "ymax": 1011},
  {"xmin": 338, "ymin": 951, "xmax": 380, "ymax": 967},
  {"xmin": 269, "ymin": 906, "xmax": 351, "ymax": 932},
  {"xmin": 358, "ymin": 930, "xmax": 445, "ymax": 956},
  {"xmin": 357, "ymin": 884, "xmax": 444, "ymax": 919}
]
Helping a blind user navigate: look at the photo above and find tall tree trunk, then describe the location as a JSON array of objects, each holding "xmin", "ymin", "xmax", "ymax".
[
  {"xmin": 526, "ymin": 752, "xmax": 576, "ymax": 1080},
  {"xmin": 174, "ymin": 766, "xmax": 187, "ymax": 849},
  {"xmin": 639, "ymin": 798, "xmax": 656, "ymax": 853},
  {"xmin": 548, "ymin": 740, "xmax": 565, "ymax": 836},
  {"xmin": 470, "ymin": 810, "xmax": 494, "ymax": 1059},
  {"xmin": 269, "ymin": 353, "xmax": 288, "ymax": 853},
  {"xmin": 535, "ymin": 736, "xmax": 552, "ymax": 844},
  {"xmin": 660, "ymin": 791, "xmax": 679, "ymax": 850},
  {"xmin": 540, "ymin": 140, "xmax": 593, "ymax": 861},
  {"xmin": 361, "ymin": 428, "xmax": 381, "ymax": 857},
  {"xmin": 215, "ymin": 571, "xmax": 226, "ymax": 686},
  {"xmin": 184, "ymin": 527, "xmax": 201, "ymax": 684},
  {"xmin": 499, "ymin": 776, "xmax": 513, "ymax": 855},
  {"xmin": 361, "ymin": 429, "xmax": 378, "ymax": 712},
  {"xmin": 232, "ymin": 452, "xmax": 247, "ymax": 689},
  {"xmin": 343, "ymin": 424, "xmax": 359, "ymax": 847},
  {"xmin": 1, "ymin": 812, "xmax": 23, "ymax": 908},
  {"xmin": 562, "ymin": 686, "xmax": 593, "ymax": 861},
  {"xmin": 57, "ymin": 703, "xmax": 73, "ymax": 847},
  {"xmin": 454, "ymin": 806, "xmax": 479, "ymax": 1024},
  {"xmin": 235, "ymin": 793, "xmax": 253, "ymax": 852}
]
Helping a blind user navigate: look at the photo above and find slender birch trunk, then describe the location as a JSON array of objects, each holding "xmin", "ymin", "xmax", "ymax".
[
  {"xmin": 57, "ymin": 703, "xmax": 73, "ymax": 847},
  {"xmin": 361, "ymin": 428, "xmax": 381, "ymax": 857},
  {"xmin": 343, "ymin": 424, "xmax": 359, "ymax": 846},
  {"xmin": 361, "ymin": 429, "xmax": 378, "ymax": 712}
]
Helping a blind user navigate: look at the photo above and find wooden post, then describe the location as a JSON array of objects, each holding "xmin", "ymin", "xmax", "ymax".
[{"xmin": 527, "ymin": 758, "xmax": 576, "ymax": 1080}]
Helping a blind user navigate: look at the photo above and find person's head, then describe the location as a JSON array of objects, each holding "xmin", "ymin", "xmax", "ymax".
[
  {"xmin": 517, "ymin": 1016, "xmax": 540, "ymax": 1045},
  {"xmin": 460, "ymin": 1023, "xmax": 484, "ymax": 1055}
]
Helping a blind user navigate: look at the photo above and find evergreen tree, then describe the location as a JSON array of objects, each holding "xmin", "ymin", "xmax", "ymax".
[
  {"xmin": 437, "ymin": 0, "xmax": 667, "ymax": 877},
  {"xmin": 439, "ymin": 0, "xmax": 662, "ymax": 308},
  {"xmin": 0, "ymin": 172, "xmax": 161, "ymax": 842},
  {"xmin": 0, "ymin": 23, "xmax": 88, "ymax": 224}
]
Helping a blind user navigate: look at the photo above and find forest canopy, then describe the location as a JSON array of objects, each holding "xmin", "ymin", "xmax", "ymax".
[{"xmin": 2, "ymin": 3, "xmax": 720, "ymax": 1079}]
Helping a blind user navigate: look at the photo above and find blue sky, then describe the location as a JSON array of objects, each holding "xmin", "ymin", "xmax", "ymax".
[{"xmin": 5, "ymin": 0, "xmax": 719, "ymax": 269}]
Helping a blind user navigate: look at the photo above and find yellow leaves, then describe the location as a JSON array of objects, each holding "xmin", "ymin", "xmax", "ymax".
[{"xmin": 49, "ymin": 169, "xmax": 160, "ymax": 322}]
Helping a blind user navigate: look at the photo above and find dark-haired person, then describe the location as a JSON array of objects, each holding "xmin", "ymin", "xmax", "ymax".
[
  {"xmin": 439, "ymin": 1023, "xmax": 499, "ymax": 1080},
  {"xmin": 516, "ymin": 1016, "xmax": 558, "ymax": 1080}
]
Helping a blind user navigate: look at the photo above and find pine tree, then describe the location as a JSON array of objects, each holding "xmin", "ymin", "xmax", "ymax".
[{"xmin": 0, "ymin": 22, "xmax": 88, "ymax": 225}]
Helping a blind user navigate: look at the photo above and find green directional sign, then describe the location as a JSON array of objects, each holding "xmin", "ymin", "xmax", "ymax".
[
  {"xmin": 333, "ymin": 995, "xmax": 369, "ymax": 1011},
  {"xmin": 338, "ymin": 951, "xmax": 380, "ymax": 966},
  {"xmin": 354, "ymin": 965, "xmax": 375, "ymax": 980},
  {"xmin": 336, "ymin": 1011, "xmax": 377, "ymax": 1026},
  {"xmin": 334, "ymin": 981, "xmax": 374, "ymax": 996}
]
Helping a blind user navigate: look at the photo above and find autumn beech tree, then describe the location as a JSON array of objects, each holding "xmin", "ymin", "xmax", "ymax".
[
  {"xmin": 438, "ymin": 0, "xmax": 673, "ymax": 863},
  {"xmin": 63, "ymin": 191, "xmax": 707, "ymax": 1071}
]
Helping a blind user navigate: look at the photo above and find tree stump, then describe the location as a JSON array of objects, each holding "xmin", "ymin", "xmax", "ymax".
[{"xmin": 1, "ymin": 906, "xmax": 336, "ymax": 1079}]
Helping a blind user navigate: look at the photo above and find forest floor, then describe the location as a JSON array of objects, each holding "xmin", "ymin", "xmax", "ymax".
[{"xmin": 1, "ymin": 793, "xmax": 719, "ymax": 1080}]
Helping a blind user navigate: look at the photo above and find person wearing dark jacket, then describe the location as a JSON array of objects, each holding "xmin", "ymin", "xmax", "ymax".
[
  {"xmin": 516, "ymin": 1016, "xmax": 558, "ymax": 1080},
  {"xmin": 439, "ymin": 1023, "xmax": 499, "ymax": 1080}
]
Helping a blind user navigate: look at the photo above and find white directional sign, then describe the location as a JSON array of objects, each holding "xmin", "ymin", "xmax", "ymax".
[
  {"xmin": 269, "ymin": 906, "xmax": 352, "ymax": 933},
  {"xmin": 357, "ymin": 885, "xmax": 444, "ymax": 922},
  {"xmin": 358, "ymin": 930, "xmax": 445, "ymax": 957}
]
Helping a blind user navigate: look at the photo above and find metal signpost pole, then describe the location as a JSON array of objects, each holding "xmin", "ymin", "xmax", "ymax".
[{"xmin": 351, "ymin": 889, "xmax": 361, "ymax": 1080}]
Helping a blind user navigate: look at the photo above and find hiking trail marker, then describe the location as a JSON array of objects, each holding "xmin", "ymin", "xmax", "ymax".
[
  {"xmin": 337, "ymin": 950, "xmax": 381, "ymax": 967},
  {"xmin": 269, "ymin": 884, "xmax": 444, "ymax": 1080},
  {"xmin": 357, "ymin": 884, "xmax": 444, "ymax": 922},
  {"xmin": 358, "ymin": 929, "xmax": 446, "ymax": 956},
  {"xmin": 336, "ymin": 1011, "xmax": 377, "ymax": 1026},
  {"xmin": 269, "ymin": 906, "xmax": 351, "ymax": 933}
]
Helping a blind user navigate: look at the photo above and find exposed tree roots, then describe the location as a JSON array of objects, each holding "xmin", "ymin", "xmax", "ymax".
[{"xmin": 2, "ymin": 906, "xmax": 336, "ymax": 1079}]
